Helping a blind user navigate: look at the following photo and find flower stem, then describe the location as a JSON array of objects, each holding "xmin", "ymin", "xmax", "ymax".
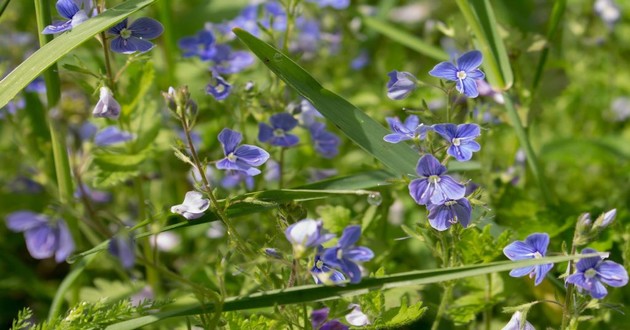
[
  {"xmin": 97, "ymin": 1, "xmax": 116, "ymax": 91},
  {"xmin": 431, "ymin": 284, "xmax": 453, "ymax": 330},
  {"xmin": 279, "ymin": 147, "xmax": 286, "ymax": 189},
  {"xmin": 135, "ymin": 177, "xmax": 160, "ymax": 293},
  {"xmin": 561, "ymin": 228, "xmax": 579, "ymax": 329},
  {"xmin": 483, "ymin": 273, "xmax": 492, "ymax": 330},
  {"xmin": 502, "ymin": 94, "xmax": 553, "ymax": 205}
]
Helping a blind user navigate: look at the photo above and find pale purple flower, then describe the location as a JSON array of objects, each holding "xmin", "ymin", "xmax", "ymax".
[
  {"xmin": 503, "ymin": 233, "xmax": 553, "ymax": 286},
  {"xmin": 94, "ymin": 126, "xmax": 134, "ymax": 146},
  {"xmin": 108, "ymin": 18, "xmax": 164, "ymax": 54},
  {"xmin": 502, "ymin": 311, "xmax": 535, "ymax": 330},
  {"xmin": 386, "ymin": 70, "xmax": 417, "ymax": 100},
  {"xmin": 309, "ymin": 122, "xmax": 340, "ymax": 158},
  {"xmin": 285, "ymin": 219, "xmax": 334, "ymax": 257},
  {"xmin": 206, "ymin": 72, "xmax": 231, "ymax": 100},
  {"xmin": 408, "ymin": 154, "xmax": 466, "ymax": 206},
  {"xmin": 108, "ymin": 231, "xmax": 135, "ymax": 269},
  {"xmin": 170, "ymin": 191, "xmax": 210, "ymax": 220},
  {"xmin": 433, "ymin": 123, "xmax": 481, "ymax": 161},
  {"xmin": 93, "ymin": 86, "xmax": 121, "ymax": 119},
  {"xmin": 42, "ymin": 0, "xmax": 89, "ymax": 34},
  {"xmin": 216, "ymin": 128, "xmax": 270, "ymax": 176},
  {"xmin": 74, "ymin": 184, "xmax": 111, "ymax": 203},
  {"xmin": 566, "ymin": 248, "xmax": 628, "ymax": 299},
  {"xmin": 345, "ymin": 304, "xmax": 370, "ymax": 326},
  {"xmin": 221, "ymin": 170, "xmax": 254, "ymax": 190},
  {"xmin": 594, "ymin": 0, "xmax": 621, "ymax": 28},
  {"xmin": 429, "ymin": 50, "xmax": 485, "ymax": 98},
  {"xmin": 5, "ymin": 211, "xmax": 75, "ymax": 263},
  {"xmin": 322, "ymin": 225, "xmax": 374, "ymax": 283},
  {"xmin": 427, "ymin": 197, "xmax": 472, "ymax": 231},
  {"xmin": 307, "ymin": 0, "xmax": 350, "ymax": 10},
  {"xmin": 258, "ymin": 113, "xmax": 300, "ymax": 147},
  {"xmin": 383, "ymin": 115, "xmax": 430, "ymax": 143}
]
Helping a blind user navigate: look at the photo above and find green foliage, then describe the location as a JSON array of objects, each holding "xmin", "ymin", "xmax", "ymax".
[
  {"xmin": 318, "ymin": 205, "xmax": 352, "ymax": 233},
  {"xmin": 223, "ymin": 312, "xmax": 281, "ymax": 329},
  {"xmin": 460, "ymin": 225, "xmax": 512, "ymax": 264},
  {"xmin": 373, "ymin": 296, "xmax": 426, "ymax": 329}
]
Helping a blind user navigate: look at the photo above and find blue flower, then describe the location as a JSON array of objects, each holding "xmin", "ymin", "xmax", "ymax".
[
  {"xmin": 311, "ymin": 246, "xmax": 346, "ymax": 285},
  {"xmin": 294, "ymin": 99, "xmax": 323, "ymax": 127},
  {"xmin": 408, "ymin": 154, "xmax": 466, "ymax": 206},
  {"xmin": 94, "ymin": 126, "xmax": 134, "ymax": 146},
  {"xmin": 108, "ymin": 17, "xmax": 164, "ymax": 54},
  {"xmin": 5, "ymin": 211, "xmax": 75, "ymax": 263},
  {"xmin": 170, "ymin": 191, "xmax": 210, "ymax": 220},
  {"xmin": 213, "ymin": 51, "xmax": 254, "ymax": 75},
  {"xmin": 216, "ymin": 128, "xmax": 270, "ymax": 176},
  {"xmin": 42, "ymin": 0, "xmax": 89, "ymax": 34},
  {"xmin": 285, "ymin": 219, "xmax": 334, "ymax": 257},
  {"xmin": 433, "ymin": 123, "xmax": 481, "ymax": 161},
  {"xmin": 566, "ymin": 248, "xmax": 628, "ymax": 299},
  {"xmin": 309, "ymin": 122, "xmax": 340, "ymax": 158},
  {"xmin": 0, "ymin": 97, "xmax": 25, "ymax": 119},
  {"xmin": 386, "ymin": 70, "xmax": 417, "ymax": 100},
  {"xmin": 383, "ymin": 115, "xmax": 431, "ymax": 143},
  {"xmin": 178, "ymin": 28, "xmax": 218, "ymax": 60},
  {"xmin": 429, "ymin": 50, "xmax": 485, "ymax": 98},
  {"xmin": 221, "ymin": 170, "xmax": 255, "ymax": 190},
  {"xmin": 351, "ymin": 50, "xmax": 369, "ymax": 70},
  {"xmin": 311, "ymin": 307, "xmax": 349, "ymax": 330},
  {"xmin": 427, "ymin": 197, "xmax": 472, "ymax": 231},
  {"xmin": 108, "ymin": 231, "xmax": 135, "ymax": 269},
  {"xmin": 322, "ymin": 225, "xmax": 374, "ymax": 283},
  {"xmin": 503, "ymin": 233, "xmax": 553, "ymax": 286},
  {"xmin": 292, "ymin": 18, "xmax": 320, "ymax": 56},
  {"xmin": 503, "ymin": 311, "xmax": 535, "ymax": 330},
  {"xmin": 307, "ymin": 0, "xmax": 350, "ymax": 10},
  {"xmin": 93, "ymin": 86, "xmax": 121, "ymax": 119},
  {"xmin": 258, "ymin": 113, "xmax": 300, "ymax": 147},
  {"xmin": 74, "ymin": 184, "xmax": 112, "ymax": 204},
  {"xmin": 206, "ymin": 71, "xmax": 231, "ymax": 100}
]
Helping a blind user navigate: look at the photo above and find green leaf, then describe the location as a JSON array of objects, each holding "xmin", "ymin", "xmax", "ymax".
[
  {"xmin": 93, "ymin": 151, "xmax": 149, "ymax": 170},
  {"xmin": 455, "ymin": 0, "xmax": 514, "ymax": 90},
  {"xmin": 105, "ymin": 253, "xmax": 602, "ymax": 329},
  {"xmin": 378, "ymin": 297, "xmax": 426, "ymax": 328},
  {"xmin": 0, "ymin": 0, "xmax": 157, "ymax": 109},
  {"xmin": 93, "ymin": 169, "xmax": 140, "ymax": 189},
  {"xmin": 361, "ymin": 16, "xmax": 449, "ymax": 61},
  {"xmin": 318, "ymin": 205, "xmax": 352, "ymax": 233}
]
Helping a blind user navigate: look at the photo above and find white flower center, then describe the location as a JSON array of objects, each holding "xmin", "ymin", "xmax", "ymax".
[
  {"xmin": 227, "ymin": 152, "xmax": 237, "ymax": 162},
  {"xmin": 316, "ymin": 259, "xmax": 324, "ymax": 270},
  {"xmin": 273, "ymin": 128, "xmax": 285, "ymax": 137},
  {"xmin": 452, "ymin": 137, "xmax": 461, "ymax": 146},
  {"xmin": 428, "ymin": 175, "xmax": 441, "ymax": 184},
  {"xmin": 120, "ymin": 28, "xmax": 132, "ymax": 39},
  {"xmin": 533, "ymin": 251, "xmax": 543, "ymax": 259},
  {"xmin": 585, "ymin": 268, "xmax": 597, "ymax": 279},
  {"xmin": 456, "ymin": 70, "xmax": 467, "ymax": 80}
]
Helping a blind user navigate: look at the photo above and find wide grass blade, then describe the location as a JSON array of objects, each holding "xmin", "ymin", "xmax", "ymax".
[
  {"xmin": 0, "ymin": 0, "xmax": 157, "ymax": 108},
  {"xmin": 105, "ymin": 253, "xmax": 602, "ymax": 329},
  {"xmin": 455, "ymin": 0, "xmax": 513, "ymax": 90}
]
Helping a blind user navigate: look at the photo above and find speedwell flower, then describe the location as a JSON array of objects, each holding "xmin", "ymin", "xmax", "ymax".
[
  {"xmin": 429, "ymin": 50, "xmax": 485, "ymax": 98},
  {"xmin": 42, "ymin": 0, "xmax": 89, "ymax": 34},
  {"xmin": 5, "ymin": 211, "xmax": 75, "ymax": 263},
  {"xmin": 386, "ymin": 70, "xmax": 417, "ymax": 100},
  {"xmin": 383, "ymin": 115, "xmax": 430, "ymax": 143},
  {"xmin": 258, "ymin": 113, "xmax": 300, "ymax": 147},
  {"xmin": 566, "ymin": 248, "xmax": 628, "ymax": 299},
  {"xmin": 311, "ymin": 307, "xmax": 349, "ymax": 330},
  {"xmin": 502, "ymin": 311, "xmax": 535, "ymax": 330},
  {"xmin": 108, "ymin": 231, "xmax": 135, "ymax": 269},
  {"xmin": 206, "ymin": 71, "xmax": 231, "ymax": 100},
  {"xmin": 170, "ymin": 191, "xmax": 210, "ymax": 220},
  {"xmin": 216, "ymin": 128, "xmax": 270, "ymax": 176},
  {"xmin": 503, "ymin": 233, "xmax": 553, "ymax": 286},
  {"xmin": 285, "ymin": 219, "xmax": 334, "ymax": 258},
  {"xmin": 311, "ymin": 246, "xmax": 346, "ymax": 284},
  {"xmin": 433, "ymin": 123, "xmax": 481, "ymax": 161},
  {"xmin": 427, "ymin": 197, "xmax": 472, "ymax": 231},
  {"xmin": 93, "ymin": 86, "xmax": 121, "ymax": 119},
  {"xmin": 94, "ymin": 126, "xmax": 134, "ymax": 146},
  {"xmin": 309, "ymin": 122, "xmax": 340, "ymax": 158},
  {"xmin": 408, "ymin": 154, "xmax": 466, "ymax": 206},
  {"xmin": 108, "ymin": 17, "xmax": 164, "ymax": 54},
  {"xmin": 322, "ymin": 225, "xmax": 374, "ymax": 283}
]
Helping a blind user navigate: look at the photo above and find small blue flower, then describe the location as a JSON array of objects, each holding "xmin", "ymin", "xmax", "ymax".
[
  {"xmin": 322, "ymin": 225, "xmax": 374, "ymax": 284},
  {"xmin": 170, "ymin": 191, "xmax": 210, "ymax": 220},
  {"xmin": 221, "ymin": 170, "xmax": 255, "ymax": 190},
  {"xmin": 594, "ymin": 0, "xmax": 621, "ymax": 28},
  {"xmin": 311, "ymin": 246, "xmax": 346, "ymax": 284},
  {"xmin": 566, "ymin": 248, "xmax": 628, "ymax": 299},
  {"xmin": 309, "ymin": 122, "xmax": 340, "ymax": 158},
  {"xmin": 307, "ymin": 0, "xmax": 350, "ymax": 10},
  {"xmin": 5, "ymin": 211, "xmax": 75, "ymax": 263},
  {"xmin": 258, "ymin": 113, "xmax": 300, "ymax": 147},
  {"xmin": 351, "ymin": 50, "xmax": 369, "ymax": 70},
  {"xmin": 386, "ymin": 70, "xmax": 417, "ymax": 100},
  {"xmin": 108, "ymin": 17, "xmax": 164, "ymax": 54},
  {"xmin": 292, "ymin": 18, "xmax": 320, "ymax": 56},
  {"xmin": 503, "ymin": 311, "xmax": 535, "ymax": 330},
  {"xmin": 216, "ymin": 128, "xmax": 270, "ymax": 176},
  {"xmin": 94, "ymin": 126, "xmax": 134, "ymax": 146},
  {"xmin": 383, "ymin": 115, "xmax": 431, "ymax": 143},
  {"xmin": 285, "ymin": 219, "xmax": 334, "ymax": 257},
  {"xmin": 213, "ymin": 51, "xmax": 254, "ymax": 75},
  {"xmin": 42, "ymin": 0, "xmax": 89, "ymax": 34},
  {"xmin": 178, "ymin": 28, "xmax": 217, "ymax": 60},
  {"xmin": 74, "ymin": 184, "xmax": 112, "ymax": 204},
  {"xmin": 408, "ymin": 154, "xmax": 466, "ymax": 206},
  {"xmin": 427, "ymin": 197, "xmax": 472, "ymax": 231},
  {"xmin": 503, "ymin": 233, "xmax": 553, "ymax": 286},
  {"xmin": 0, "ymin": 97, "xmax": 25, "ymax": 119},
  {"xmin": 206, "ymin": 72, "xmax": 231, "ymax": 100},
  {"xmin": 311, "ymin": 307, "xmax": 349, "ymax": 330},
  {"xmin": 429, "ymin": 50, "xmax": 485, "ymax": 98},
  {"xmin": 108, "ymin": 231, "xmax": 135, "ymax": 269},
  {"xmin": 294, "ymin": 99, "xmax": 323, "ymax": 127},
  {"xmin": 433, "ymin": 123, "xmax": 481, "ymax": 161},
  {"xmin": 93, "ymin": 86, "xmax": 121, "ymax": 119}
]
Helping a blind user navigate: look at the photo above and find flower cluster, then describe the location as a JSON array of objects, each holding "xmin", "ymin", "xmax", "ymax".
[
  {"xmin": 503, "ymin": 232, "xmax": 628, "ymax": 298},
  {"xmin": 285, "ymin": 219, "xmax": 374, "ymax": 284}
]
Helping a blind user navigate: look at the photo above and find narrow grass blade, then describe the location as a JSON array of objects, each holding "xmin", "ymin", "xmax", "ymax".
[
  {"xmin": 0, "ymin": 0, "xmax": 157, "ymax": 108},
  {"xmin": 105, "ymin": 253, "xmax": 602, "ymax": 330}
]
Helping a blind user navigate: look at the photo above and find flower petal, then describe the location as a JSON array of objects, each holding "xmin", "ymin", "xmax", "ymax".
[
  {"xmin": 403, "ymin": 115, "xmax": 420, "ymax": 131},
  {"xmin": 460, "ymin": 77, "xmax": 480, "ymax": 98},
  {"xmin": 234, "ymin": 144, "xmax": 270, "ymax": 166},
  {"xmin": 466, "ymin": 69, "xmax": 485, "ymax": 80},
  {"xmin": 429, "ymin": 62, "xmax": 458, "ymax": 81},
  {"xmin": 23, "ymin": 225, "xmax": 57, "ymax": 259},
  {"xmin": 525, "ymin": 233, "xmax": 549, "ymax": 255},
  {"xmin": 383, "ymin": 133, "xmax": 410, "ymax": 144},
  {"xmin": 434, "ymin": 175, "xmax": 466, "ymax": 203},
  {"xmin": 457, "ymin": 50, "xmax": 483, "ymax": 72},
  {"xmin": 108, "ymin": 19, "xmax": 128, "ymax": 35},
  {"xmin": 408, "ymin": 178, "xmax": 429, "ymax": 205},
  {"xmin": 110, "ymin": 36, "xmax": 154, "ymax": 54},
  {"xmin": 6, "ymin": 211, "xmax": 47, "ymax": 232},
  {"xmin": 433, "ymin": 123, "xmax": 457, "ymax": 141},
  {"xmin": 456, "ymin": 123, "xmax": 481, "ymax": 139},
  {"xmin": 503, "ymin": 241, "xmax": 536, "ymax": 261},
  {"xmin": 575, "ymin": 248, "xmax": 601, "ymax": 271},
  {"xmin": 258, "ymin": 123, "xmax": 274, "ymax": 143},
  {"xmin": 56, "ymin": 0, "xmax": 80, "ymax": 19},
  {"xmin": 588, "ymin": 280, "xmax": 608, "ymax": 299},
  {"xmin": 533, "ymin": 263, "xmax": 553, "ymax": 285},
  {"xmin": 345, "ymin": 246, "xmax": 374, "ymax": 262},
  {"xmin": 428, "ymin": 204, "xmax": 452, "ymax": 231},
  {"xmin": 509, "ymin": 265, "xmax": 535, "ymax": 278},
  {"xmin": 416, "ymin": 154, "xmax": 446, "ymax": 177},
  {"xmin": 270, "ymin": 113, "xmax": 298, "ymax": 131},
  {"xmin": 42, "ymin": 20, "xmax": 73, "ymax": 34},
  {"xmin": 128, "ymin": 17, "xmax": 164, "ymax": 39},
  {"xmin": 218, "ymin": 128, "xmax": 242, "ymax": 155},
  {"xmin": 597, "ymin": 261, "xmax": 629, "ymax": 287},
  {"xmin": 54, "ymin": 220, "xmax": 75, "ymax": 263},
  {"xmin": 338, "ymin": 225, "xmax": 362, "ymax": 248},
  {"xmin": 341, "ymin": 258, "xmax": 363, "ymax": 283}
]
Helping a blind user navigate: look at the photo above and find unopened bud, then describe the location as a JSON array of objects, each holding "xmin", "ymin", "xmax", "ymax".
[{"xmin": 593, "ymin": 208, "xmax": 616, "ymax": 230}]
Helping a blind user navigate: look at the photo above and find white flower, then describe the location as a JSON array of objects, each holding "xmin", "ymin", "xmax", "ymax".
[
  {"xmin": 502, "ymin": 311, "xmax": 535, "ymax": 330},
  {"xmin": 171, "ymin": 191, "xmax": 210, "ymax": 220},
  {"xmin": 93, "ymin": 86, "xmax": 121, "ymax": 119},
  {"xmin": 345, "ymin": 304, "xmax": 370, "ymax": 326}
]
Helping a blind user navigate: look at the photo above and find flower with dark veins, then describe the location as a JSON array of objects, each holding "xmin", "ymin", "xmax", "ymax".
[
  {"xmin": 108, "ymin": 17, "xmax": 164, "ymax": 54},
  {"xmin": 429, "ymin": 50, "xmax": 485, "ymax": 98}
]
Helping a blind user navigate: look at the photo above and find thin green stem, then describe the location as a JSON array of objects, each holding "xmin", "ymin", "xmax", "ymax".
[
  {"xmin": 484, "ymin": 274, "xmax": 492, "ymax": 330},
  {"xmin": 0, "ymin": 0, "xmax": 11, "ymax": 18},
  {"xmin": 561, "ymin": 229, "xmax": 579, "ymax": 330},
  {"xmin": 155, "ymin": 0, "xmax": 176, "ymax": 85},
  {"xmin": 134, "ymin": 178, "xmax": 160, "ymax": 293},
  {"xmin": 502, "ymin": 94, "xmax": 553, "ymax": 205},
  {"xmin": 279, "ymin": 147, "xmax": 286, "ymax": 189},
  {"xmin": 431, "ymin": 284, "xmax": 453, "ymax": 330},
  {"xmin": 97, "ymin": 1, "xmax": 116, "ymax": 90}
]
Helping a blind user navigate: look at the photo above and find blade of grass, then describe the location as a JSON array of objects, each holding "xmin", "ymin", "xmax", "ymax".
[
  {"xmin": 0, "ymin": 0, "xmax": 157, "ymax": 108},
  {"xmin": 531, "ymin": 0, "xmax": 567, "ymax": 92},
  {"xmin": 105, "ymin": 252, "xmax": 602, "ymax": 330}
]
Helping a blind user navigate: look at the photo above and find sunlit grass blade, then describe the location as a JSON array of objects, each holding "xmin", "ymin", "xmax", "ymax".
[
  {"xmin": 104, "ymin": 253, "xmax": 602, "ymax": 330},
  {"xmin": 455, "ymin": 0, "xmax": 513, "ymax": 90},
  {"xmin": 361, "ymin": 16, "xmax": 449, "ymax": 61},
  {"xmin": 532, "ymin": 0, "xmax": 567, "ymax": 92},
  {"xmin": 0, "ymin": 0, "xmax": 157, "ymax": 108}
]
